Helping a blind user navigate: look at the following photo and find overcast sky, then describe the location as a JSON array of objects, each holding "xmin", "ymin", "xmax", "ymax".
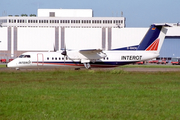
[{"xmin": 0, "ymin": 0, "xmax": 180, "ymax": 27}]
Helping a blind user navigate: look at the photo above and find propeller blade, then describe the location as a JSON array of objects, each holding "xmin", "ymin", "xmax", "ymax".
[
  {"xmin": 61, "ymin": 42, "xmax": 67, "ymax": 65},
  {"xmin": 61, "ymin": 42, "xmax": 67, "ymax": 55}
]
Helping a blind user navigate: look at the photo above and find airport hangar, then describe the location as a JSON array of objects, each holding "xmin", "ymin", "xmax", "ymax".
[{"xmin": 0, "ymin": 9, "xmax": 180, "ymax": 61}]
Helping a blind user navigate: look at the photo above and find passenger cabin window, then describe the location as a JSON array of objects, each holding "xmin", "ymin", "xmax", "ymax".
[{"xmin": 47, "ymin": 57, "xmax": 49, "ymax": 60}]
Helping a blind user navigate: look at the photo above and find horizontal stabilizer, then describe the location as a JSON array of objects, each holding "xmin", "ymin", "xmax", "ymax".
[{"xmin": 153, "ymin": 23, "xmax": 172, "ymax": 27}]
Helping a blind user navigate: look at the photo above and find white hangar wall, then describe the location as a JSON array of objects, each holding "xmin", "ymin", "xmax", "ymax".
[
  {"xmin": 0, "ymin": 27, "xmax": 150, "ymax": 59},
  {"xmin": 112, "ymin": 28, "xmax": 148, "ymax": 49},
  {"xmin": 4, "ymin": 26, "xmax": 180, "ymax": 59},
  {"xmin": 17, "ymin": 27, "xmax": 55, "ymax": 51},
  {"xmin": 16, "ymin": 27, "xmax": 147, "ymax": 51},
  {"xmin": 65, "ymin": 28, "xmax": 102, "ymax": 49},
  {"xmin": 65, "ymin": 28, "xmax": 148, "ymax": 50},
  {"xmin": 166, "ymin": 27, "xmax": 180, "ymax": 37},
  {"xmin": 0, "ymin": 27, "xmax": 8, "ymax": 51}
]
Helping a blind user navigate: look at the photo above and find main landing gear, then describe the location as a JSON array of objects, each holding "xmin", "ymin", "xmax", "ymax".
[{"xmin": 83, "ymin": 63, "xmax": 91, "ymax": 69}]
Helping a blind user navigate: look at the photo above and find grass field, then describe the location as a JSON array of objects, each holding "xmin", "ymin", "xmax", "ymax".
[
  {"xmin": 0, "ymin": 65, "xmax": 6, "ymax": 68},
  {"xmin": 1, "ymin": 69, "xmax": 180, "ymax": 120}
]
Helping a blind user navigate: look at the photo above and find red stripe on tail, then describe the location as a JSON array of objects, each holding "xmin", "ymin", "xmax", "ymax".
[{"xmin": 146, "ymin": 38, "xmax": 160, "ymax": 51}]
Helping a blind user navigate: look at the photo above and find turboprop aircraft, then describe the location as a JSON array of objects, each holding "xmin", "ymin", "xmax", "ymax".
[{"xmin": 7, "ymin": 24, "xmax": 170, "ymax": 69}]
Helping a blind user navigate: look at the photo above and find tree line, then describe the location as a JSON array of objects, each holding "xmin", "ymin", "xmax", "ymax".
[{"xmin": 8, "ymin": 14, "xmax": 36, "ymax": 17}]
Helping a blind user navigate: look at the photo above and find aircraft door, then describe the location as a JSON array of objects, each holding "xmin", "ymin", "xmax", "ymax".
[{"xmin": 37, "ymin": 53, "xmax": 44, "ymax": 66}]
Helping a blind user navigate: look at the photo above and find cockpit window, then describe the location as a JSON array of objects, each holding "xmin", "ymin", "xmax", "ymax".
[
  {"xmin": 24, "ymin": 55, "xmax": 31, "ymax": 58},
  {"xmin": 18, "ymin": 55, "xmax": 31, "ymax": 58},
  {"xmin": 18, "ymin": 55, "xmax": 24, "ymax": 58}
]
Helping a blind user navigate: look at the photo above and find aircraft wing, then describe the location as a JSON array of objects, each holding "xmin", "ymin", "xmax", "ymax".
[
  {"xmin": 77, "ymin": 49, "xmax": 106, "ymax": 62},
  {"xmin": 76, "ymin": 49, "xmax": 106, "ymax": 69},
  {"xmin": 79, "ymin": 49, "xmax": 103, "ymax": 54}
]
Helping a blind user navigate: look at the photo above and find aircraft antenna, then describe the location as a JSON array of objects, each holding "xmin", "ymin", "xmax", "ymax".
[{"xmin": 121, "ymin": 11, "xmax": 123, "ymax": 17}]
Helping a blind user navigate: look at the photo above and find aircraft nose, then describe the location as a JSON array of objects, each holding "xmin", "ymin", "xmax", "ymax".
[
  {"xmin": 6, "ymin": 62, "xmax": 13, "ymax": 68},
  {"xmin": 6, "ymin": 63, "xmax": 10, "ymax": 67},
  {"xmin": 6, "ymin": 59, "xmax": 18, "ymax": 68}
]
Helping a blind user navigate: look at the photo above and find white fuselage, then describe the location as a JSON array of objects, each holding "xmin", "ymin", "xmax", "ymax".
[{"xmin": 7, "ymin": 50, "xmax": 159, "ymax": 68}]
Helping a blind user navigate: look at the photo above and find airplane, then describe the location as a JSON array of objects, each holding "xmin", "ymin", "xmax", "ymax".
[{"xmin": 6, "ymin": 23, "xmax": 170, "ymax": 69}]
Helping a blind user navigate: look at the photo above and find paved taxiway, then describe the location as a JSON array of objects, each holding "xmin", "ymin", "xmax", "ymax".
[
  {"xmin": 1, "ymin": 62, "xmax": 180, "ymax": 72},
  {"xmin": 1, "ymin": 66, "xmax": 180, "ymax": 72}
]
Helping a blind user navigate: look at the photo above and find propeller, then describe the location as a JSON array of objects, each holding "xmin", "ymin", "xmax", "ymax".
[
  {"xmin": 61, "ymin": 44, "xmax": 67, "ymax": 65},
  {"xmin": 61, "ymin": 43, "xmax": 77, "ymax": 66},
  {"xmin": 61, "ymin": 49, "xmax": 67, "ymax": 56}
]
